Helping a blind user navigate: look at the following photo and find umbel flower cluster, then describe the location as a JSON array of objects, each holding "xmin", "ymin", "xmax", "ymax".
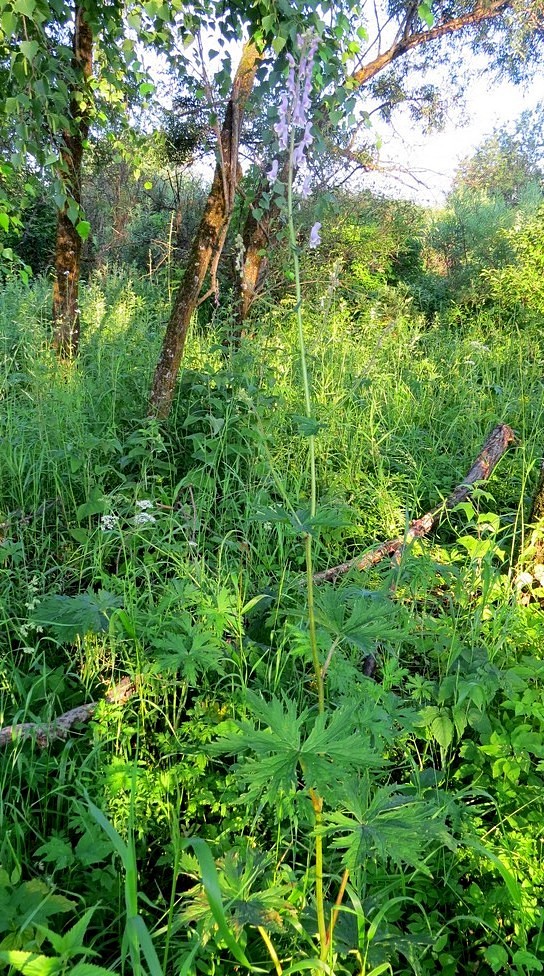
[{"xmin": 268, "ymin": 32, "xmax": 321, "ymax": 248}]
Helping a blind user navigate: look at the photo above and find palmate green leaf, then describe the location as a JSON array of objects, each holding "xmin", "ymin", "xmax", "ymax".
[
  {"xmin": 211, "ymin": 694, "xmax": 306, "ymax": 800},
  {"xmin": 153, "ymin": 623, "xmax": 225, "ymax": 684},
  {"xmin": 299, "ymin": 708, "xmax": 382, "ymax": 791},
  {"xmin": 183, "ymin": 839, "xmax": 257, "ymax": 971},
  {"xmin": 180, "ymin": 845, "xmax": 290, "ymax": 937},
  {"xmin": 212, "ymin": 693, "xmax": 381, "ymax": 804},
  {"xmin": 325, "ymin": 785, "xmax": 453, "ymax": 874},
  {"xmin": 315, "ymin": 588, "xmax": 405, "ymax": 651}
]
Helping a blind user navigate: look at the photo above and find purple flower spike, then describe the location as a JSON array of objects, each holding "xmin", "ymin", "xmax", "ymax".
[
  {"xmin": 274, "ymin": 92, "xmax": 290, "ymax": 149},
  {"xmin": 309, "ymin": 222, "xmax": 321, "ymax": 248}
]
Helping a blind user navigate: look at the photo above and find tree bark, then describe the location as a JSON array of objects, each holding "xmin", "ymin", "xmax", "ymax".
[
  {"xmin": 237, "ymin": 0, "xmax": 512, "ymax": 325},
  {"xmin": 149, "ymin": 41, "xmax": 262, "ymax": 418},
  {"xmin": 52, "ymin": 4, "xmax": 93, "ymax": 358},
  {"xmin": 0, "ymin": 677, "xmax": 135, "ymax": 748},
  {"xmin": 238, "ymin": 186, "xmax": 270, "ymax": 324},
  {"xmin": 235, "ymin": 156, "xmax": 291, "ymax": 329},
  {"xmin": 314, "ymin": 423, "xmax": 516, "ymax": 584}
]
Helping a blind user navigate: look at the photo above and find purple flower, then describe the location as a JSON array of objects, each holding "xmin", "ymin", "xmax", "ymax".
[
  {"xmin": 267, "ymin": 159, "xmax": 279, "ymax": 183},
  {"xmin": 309, "ymin": 222, "xmax": 321, "ymax": 248},
  {"xmin": 292, "ymin": 141, "xmax": 306, "ymax": 168},
  {"xmin": 274, "ymin": 92, "xmax": 290, "ymax": 149},
  {"xmin": 286, "ymin": 53, "xmax": 297, "ymax": 101},
  {"xmin": 272, "ymin": 31, "xmax": 317, "ymax": 157},
  {"xmin": 300, "ymin": 172, "xmax": 312, "ymax": 199}
]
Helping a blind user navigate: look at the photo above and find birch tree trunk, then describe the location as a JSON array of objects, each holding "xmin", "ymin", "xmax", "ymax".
[
  {"xmin": 149, "ymin": 41, "xmax": 262, "ymax": 418},
  {"xmin": 52, "ymin": 4, "xmax": 93, "ymax": 358}
]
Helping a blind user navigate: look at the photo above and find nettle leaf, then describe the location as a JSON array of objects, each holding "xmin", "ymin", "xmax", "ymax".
[
  {"xmin": 0, "ymin": 952, "xmax": 62, "ymax": 976},
  {"xmin": 70, "ymin": 965, "xmax": 120, "ymax": 976},
  {"xmin": 325, "ymin": 784, "xmax": 452, "ymax": 874},
  {"xmin": 0, "ymin": 880, "xmax": 74, "ymax": 935},
  {"xmin": 39, "ymin": 907, "xmax": 97, "ymax": 960},
  {"xmin": 430, "ymin": 712, "xmax": 454, "ymax": 750},
  {"xmin": 32, "ymin": 589, "xmax": 123, "ymax": 642}
]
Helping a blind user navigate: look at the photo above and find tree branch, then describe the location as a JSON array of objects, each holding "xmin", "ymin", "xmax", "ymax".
[
  {"xmin": 0, "ymin": 677, "xmax": 136, "ymax": 748},
  {"xmin": 314, "ymin": 423, "xmax": 517, "ymax": 584},
  {"xmin": 351, "ymin": 0, "xmax": 511, "ymax": 87}
]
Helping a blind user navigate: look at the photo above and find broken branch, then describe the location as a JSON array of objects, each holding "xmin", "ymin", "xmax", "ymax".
[
  {"xmin": 0, "ymin": 676, "xmax": 136, "ymax": 748},
  {"xmin": 314, "ymin": 423, "xmax": 517, "ymax": 584}
]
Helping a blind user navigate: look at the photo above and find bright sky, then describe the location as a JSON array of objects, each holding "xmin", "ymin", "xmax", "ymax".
[
  {"xmin": 368, "ymin": 73, "xmax": 544, "ymax": 204},
  {"xmin": 154, "ymin": 26, "xmax": 544, "ymax": 208}
]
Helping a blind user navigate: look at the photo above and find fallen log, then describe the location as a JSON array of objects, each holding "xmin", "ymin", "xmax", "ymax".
[
  {"xmin": 314, "ymin": 423, "xmax": 517, "ymax": 584},
  {"xmin": 0, "ymin": 676, "xmax": 135, "ymax": 748}
]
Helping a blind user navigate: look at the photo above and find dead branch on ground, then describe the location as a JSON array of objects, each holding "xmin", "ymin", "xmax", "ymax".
[
  {"xmin": 314, "ymin": 423, "xmax": 517, "ymax": 584},
  {"xmin": 0, "ymin": 676, "xmax": 135, "ymax": 748}
]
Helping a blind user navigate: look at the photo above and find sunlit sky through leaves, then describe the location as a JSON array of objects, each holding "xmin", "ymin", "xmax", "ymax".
[
  {"xmin": 361, "ymin": 70, "xmax": 544, "ymax": 203},
  {"xmin": 150, "ymin": 29, "xmax": 544, "ymax": 206}
]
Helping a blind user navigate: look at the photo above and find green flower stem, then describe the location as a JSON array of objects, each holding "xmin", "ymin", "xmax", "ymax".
[
  {"xmin": 258, "ymin": 926, "xmax": 283, "ymax": 976},
  {"xmin": 286, "ymin": 130, "xmax": 323, "ymax": 715},
  {"xmin": 305, "ymin": 533, "xmax": 324, "ymax": 713},
  {"xmin": 310, "ymin": 789, "xmax": 327, "ymax": 959}
]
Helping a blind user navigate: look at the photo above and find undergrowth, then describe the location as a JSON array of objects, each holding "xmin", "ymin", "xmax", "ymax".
[{"xmin": 0, "ymin": 269, "xmax": 543, "ymax": 975}]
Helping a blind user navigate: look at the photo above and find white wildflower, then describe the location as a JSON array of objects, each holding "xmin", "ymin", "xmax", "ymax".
[
  {"xmin": 100, "ymin": 514, "xmax": 120, "ymax": 531},
  {"xmin": 135, "ymin": 499, "xmax": 154, "ymax": 510},
  {"xmin": 134, "ymin": 511, "xmax": 156, "ymax": 526}
]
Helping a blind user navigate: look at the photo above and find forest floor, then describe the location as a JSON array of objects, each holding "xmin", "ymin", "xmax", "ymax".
[{"xmin": 1, "ymin": 271, "xmax": 544, "ymax": 976}]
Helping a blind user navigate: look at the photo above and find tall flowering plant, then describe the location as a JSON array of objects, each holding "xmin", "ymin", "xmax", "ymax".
[
  {"xmin": 267, "ymin": 33, "xmax": 325, "ymax": 723},
  {"xmin": 269, "ymin": 32, "xmax": 333, "ymax": 968}
]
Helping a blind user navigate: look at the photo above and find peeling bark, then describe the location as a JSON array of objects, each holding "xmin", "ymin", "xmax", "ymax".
[
  {"xmin": 236, "ymin": 157, "xmax": 290, "ymax": 328},
  {"xmin": 237, "ymin": 178, "xmax": 272, "ymax": 325},
  {"xmin": 52, "ymin": 4, "xmax": 93, "ymax": 358},
  {"xmin": 149, "ymin": 41, "xmax": 262, "ymax": 418}
]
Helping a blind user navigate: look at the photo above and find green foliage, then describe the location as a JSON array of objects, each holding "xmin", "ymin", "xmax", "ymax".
[
  {"xmin": 0, "ymin": 908, "xmax": 116, "ymax": 976},
  {"xmin": 1, "ymin": 256, "xmax": 544, "ymax": 974},
  {"xmin": 453, "ymin": 106, "xmax": 544, "ymax": 203},
  {"xmin": 31, "ymin": 590, "xmax": 122, "ymax": 642},
  {"xmin": 483, "ymin": 203, "xmax": 544, "ymax": 317}
]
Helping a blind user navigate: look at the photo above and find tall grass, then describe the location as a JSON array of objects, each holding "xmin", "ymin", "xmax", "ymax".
[{"xmin": 0, "ymin": 269, "xmax": 543, "ymax": 975}]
